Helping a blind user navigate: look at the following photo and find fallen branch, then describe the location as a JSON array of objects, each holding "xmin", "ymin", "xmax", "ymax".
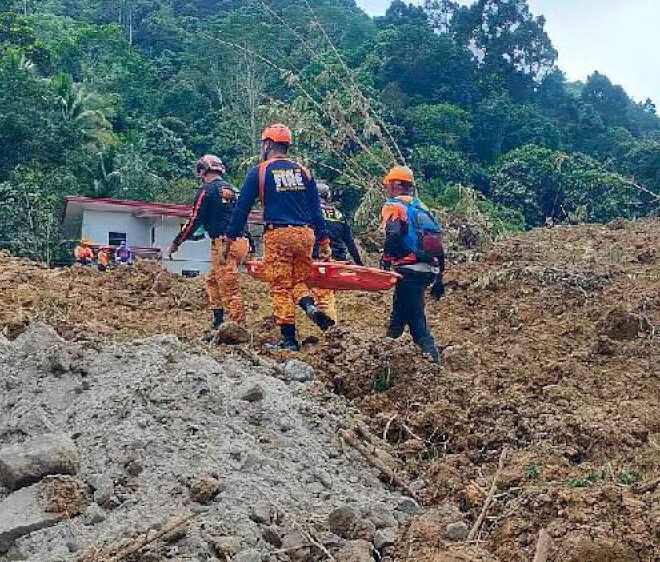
[
  {"xmin": 383, "ymin": 413, "xmax": 398, "ymax": 442},
  {"xmin": 467, "ymin": 448, "xmax": 508, "ymax": 541},
  {"xmin": 532, "ymin": 529, "xmax": 552, "ymax": 562},
  {"xmin": 79, "ymin": 513, "xmax": 195, "ymax": 562},
  {"xmin": 339, "ymin": 429, "xmax": 416, "ymax": 498}
]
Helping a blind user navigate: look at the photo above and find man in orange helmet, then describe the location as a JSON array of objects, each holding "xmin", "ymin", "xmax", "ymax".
[
  {"xmin": 225, "ymin": 123, "xmax": 333, "ymax": 352},
  {"xmin": 381, "ymin": 166, "xmax": 444, "ymax": 363},
  {"xmin": 167, "ymin": 154, "xmax": 251, "ymax": 330},
  {"xmin": 74, "ymin": 239, "xmax": 94, "ymax": 265}
]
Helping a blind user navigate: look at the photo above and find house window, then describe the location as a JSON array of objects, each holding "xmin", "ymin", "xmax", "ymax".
[
  {"xmin": 108, "ymin": 232, "xmax": 127, "ymax": 246},
  {"xmin": 182, "ymin": 270, "xmax": 200, "ymax": 278}
]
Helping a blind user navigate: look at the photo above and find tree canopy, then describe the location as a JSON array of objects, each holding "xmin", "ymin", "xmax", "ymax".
[{"xmin": 0, "ymin": 0, "xmax": 658, "ymax": 262}]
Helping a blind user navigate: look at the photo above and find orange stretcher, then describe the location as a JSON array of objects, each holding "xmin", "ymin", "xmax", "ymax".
[{"xmin": 245, "ymin": 261, "xmax": 401, "ymax": 291}]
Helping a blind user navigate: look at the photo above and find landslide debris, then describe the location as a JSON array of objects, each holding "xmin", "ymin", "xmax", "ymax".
[
  {"xmin": 0, "ymin": 324, "xmax": 408, "ymax": 561},
  {"xmin": 1, "ymin": 218, "xmax": 659, "ymax": 561}
]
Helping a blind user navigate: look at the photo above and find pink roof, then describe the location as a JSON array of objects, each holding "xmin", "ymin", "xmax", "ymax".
[
  {"xmin": 64, "ymin": 196, "xmax": 193, "ymax": 218},
  {"xmin": 63, "ymin": 196, "xmax": 262, "ymax": 222}
]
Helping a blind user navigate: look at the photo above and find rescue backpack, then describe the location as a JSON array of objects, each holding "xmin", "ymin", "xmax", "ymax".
[{"xmin": 395, "ymin": 198, "xmax": 444, "ymax": 262}]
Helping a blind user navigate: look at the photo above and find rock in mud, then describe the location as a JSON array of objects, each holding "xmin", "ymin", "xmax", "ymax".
[
  {"xmin": 261, "ymin": 525, "xmax": 282, "ymax": 547},
  {"xmin": 213, "ymin": 322, "xmax": 250, "ymax": 345},
  {"xmin": 248, "ymin": 501, "xmax": 275, "ymax": 525},
  {"xmin": 282, "ymin": 359, "xmax": 315, "ymax": 382},
  {"xmin": 373, "ymin": 527, "xmax": 398, "ymax": 550},
  {"xmin": 0, "ymin": 481, "xmax": 65, "ymax": 552},
  {"xmin": 445, "ymin": 521, "xmax": 469, "ymax": 541},
  {"xmin": 367, "ymin": 502, "xmax": 398, "ymax": 529},
  {"xmin": 0, "ymin": 433, "xmax": 79, "ymax": 490},
  {"xmin": 335, "ymin": 539, "xmax": 373, "ymax": 562},
  {"xmin": 328, "ymin": 506, "xmax": 357, "ymax": 538},
  {"xmin": 596, "ymin": 308, "xmax": 653, "ymax": 341},
  {"xmin": 241, "ymin": 384, "xmax": 265, "ymax": 403},
  {"xmin": 82, "ymin": 503, "xmax": 106, "ymax": 526},
  {"xmin": 234, "ymin": 548, "xmax": 262, "ymax": 562},
  {"xmin": 396, "ymin": 497, "xmax": 422, "ymax": 515},
  {"xmin": 190, "ymin": 473, "xmax": 223, "ymax": 504}
]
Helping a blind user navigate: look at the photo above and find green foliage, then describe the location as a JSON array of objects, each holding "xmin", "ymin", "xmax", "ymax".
[
  {"xmin": 564, "ymin": 468, "xmax": 606, "ymax": 489},
  {"xmin": 617, "ymin": 469, "xmax": 643, "ymax": 486},
  {"xmin": 0, "ymin": 0, "xmax": 658, "ymax": 264},
  {"xmin": 490, "ymin": 145, "xmax": 641, "ymax": 227},
  {"xmin": 525, "ymin": 463, "xmax": 542, "ymax": 481}
]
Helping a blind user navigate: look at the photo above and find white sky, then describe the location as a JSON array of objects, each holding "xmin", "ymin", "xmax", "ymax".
[{"xmin": 356, "ymin": 0, "xmax": 660, "ymax": 103}]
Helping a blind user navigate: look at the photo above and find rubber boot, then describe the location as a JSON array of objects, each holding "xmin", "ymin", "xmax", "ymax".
[
  {"xmin": 298, "ymin": 297, "xmax": 335, "ymax": 332},
  {"xmin": 263, "ymin": 324, "xmax": 300, "ymax": 352},
  {"xmin": 212, "ymin": 309, "xmax": 224, "ymax": 329},
  {"xmin": 418, "ymin": 335, "xmax": 440, "ymax": 364}
]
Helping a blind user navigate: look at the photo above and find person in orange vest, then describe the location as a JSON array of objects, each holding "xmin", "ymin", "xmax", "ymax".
[
  {"xmin": 381, "ymin": 166, "xmax": 444, "ymax": 363},
  {"xmin": 97, "ymin": 247, "xmax": 109, "ymax": 272},
  {"xmin": 73, "ymin": 239, "xmax": 94, "ymax": 265},
  {"xmin": 311, "ymin": 182, "xmax": 363, "ymax": 324},
  {"xmin": 167, "ymin": 154, "xmax": 251, "ymax": 329},
  {"xmin": 225, "ymin": 123, "xmax": 332, "ymax": 352}
]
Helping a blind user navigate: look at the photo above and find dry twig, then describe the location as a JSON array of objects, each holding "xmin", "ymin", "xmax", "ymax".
[
  {"xmin": 467, "ymin": 448, "xmax": 508, "ymax": 541},
  {"xmin": 532, "ymin": 529, "xmax": 552, "ymax": 562},
  {"xmin": 339, "ymin": 429, "xmax": 416, "ymax": 498}
]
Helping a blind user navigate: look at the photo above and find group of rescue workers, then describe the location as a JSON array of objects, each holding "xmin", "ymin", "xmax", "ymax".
[
  {"xmin": 74, "ymin": 240, "xmax": 133, "ymax": 271},
  {"xmin": 166, "ymin": 123, "xmax": 445, "ymax": 362}
]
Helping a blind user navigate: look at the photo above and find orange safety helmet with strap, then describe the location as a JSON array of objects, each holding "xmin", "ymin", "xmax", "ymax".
[
  {"xmin": 261, "ymin": 123, "xmax": 293, "ymax": 145},
  {"xmin": 383, "ymin": 165, "xmax": 415, "ymax": 186}
]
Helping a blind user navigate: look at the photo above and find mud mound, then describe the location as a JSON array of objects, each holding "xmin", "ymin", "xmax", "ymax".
[
  {"xmin": 1, "ymin": 219, "xmax": 659, "ymax": 561},
  {"xmin": 0, "ymin": 324, "xmax": 414, "ymax": 561}
]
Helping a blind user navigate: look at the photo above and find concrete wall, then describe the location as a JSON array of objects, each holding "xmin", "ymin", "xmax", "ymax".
[
  {"xmin": 82, "ymin": 210, "xmax": 151, "ymax": 247},
  {"xmin": 80, "ymin": 210, "xmax": 212, "ymax": 276},
  {"xmin": 153, "ymin": 216, "xmax": 211, "ymax": 275}
]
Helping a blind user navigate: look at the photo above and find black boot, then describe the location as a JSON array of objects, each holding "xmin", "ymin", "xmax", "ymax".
[
  {"xmin": 298, "ymin": 297, "xmax": 335, "ymax": 332},
  {"xmin": 263, "ymin": 324, "xmax": 300, "ymax": 352},
  {"xmin": 417, "ymin": 335, "xmax": 440, "ymax": 364},
  {"xmin": 212, "ymin": 309, "xmax": 224, "ymax": 329}
]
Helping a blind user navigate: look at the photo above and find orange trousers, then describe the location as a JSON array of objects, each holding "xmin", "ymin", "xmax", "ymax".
[
  {"xmin": 262, "ymin": 226, "xmax": 315, "ymax": 325},
  {"xmin": 206, "ymin": 237, "xmax": 249, "ymax": 325},
  {"xmin": 312, "ymin": 288, "xmax": 337, "ymax": 324}
]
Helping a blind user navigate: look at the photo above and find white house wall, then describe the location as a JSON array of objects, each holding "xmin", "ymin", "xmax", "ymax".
[
  {"xmin": 154, "ymin": 216, "xmax": 211, "ymax": 275},
  {"xmin": 82, "ymin": 209, "xmax": 151, "ymax": 246}
]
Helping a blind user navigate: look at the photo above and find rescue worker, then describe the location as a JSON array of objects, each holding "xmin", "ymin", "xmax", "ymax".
[
  {"xmin": 167, "ymin": 154, "xmax": 251, "ymax": 329},
  {"xmin": 97, "ymin": 247, "xmax": 109, "ymax": 272},
  {"xmin": 74, "ymin": 239, "xmax": 94, "ymax": 265},
  {"xmin": 114, "ymin": 241, "xmax": 133, "ymax": 265},
  {"xmin": 311, "ymin": 182, "xmax": 363, "ymax": 324},
  {"xmin": 225, "ymin": 123, "xmax": 333, "ymax": 351},
  {"xmin": 381, "ymin": 166, "xmax": 444, "ymax": 363}
]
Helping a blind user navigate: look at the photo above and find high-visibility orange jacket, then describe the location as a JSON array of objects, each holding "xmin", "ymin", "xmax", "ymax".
[{"xmin": 74, "ymin": 246, "xmax": 94, "ymax": 261}]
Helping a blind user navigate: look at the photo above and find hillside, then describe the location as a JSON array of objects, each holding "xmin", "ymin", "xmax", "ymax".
[
  {"xmin": 1, "ymin": 0, "xmax": 659, "ymax": 266},
  {"xmin": 1, "ymin": 219, "xmax": 658, "ymax": 561}
]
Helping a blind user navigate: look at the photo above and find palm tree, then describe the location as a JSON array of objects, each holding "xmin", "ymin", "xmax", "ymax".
[
  {"xmin": 52, "ymin": 74, "xmax": 115, "ymax": 145},
  {"xmin": 91, "ymin": 152, "xmax": 122, "ymax": 198}
]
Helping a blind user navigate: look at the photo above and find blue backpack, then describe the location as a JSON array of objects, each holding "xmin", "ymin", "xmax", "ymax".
[{"xmin": 392, "ymin": 198, "xmax": 444, "ymax": 261}]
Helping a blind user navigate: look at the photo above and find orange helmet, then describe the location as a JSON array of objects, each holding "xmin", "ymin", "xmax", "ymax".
[
  {"xmin": 383, "ymin": 166, "xmax": 414, "ymax": 186},
  {"xmin": 261, "ymin": 123, "xmax": 292, "ymax": 145},
  {"xmin": 195, "ymin": 154, "xmax": 225, "ymax": 177}
]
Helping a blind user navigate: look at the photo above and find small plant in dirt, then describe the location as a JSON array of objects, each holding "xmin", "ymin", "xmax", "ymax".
[
  {"xmin": 525, "ymin": 463, "xmax": 542, "ymax": 481},
  {"xmin": 617, "ymin": 469, "xmax": 643, "ymax": 486},
  {"xmin": 564, "ymin": 468, "xmax": 606, "ymax": 488},
  {"xmin": 373, "ymin": 369, "xmax": 393, "ymax": 392}
]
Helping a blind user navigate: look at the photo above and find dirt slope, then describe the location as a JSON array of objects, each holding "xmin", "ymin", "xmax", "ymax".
[{"xmin": 1, "ymin": 219, "xmax": 658, "ymax": 561}]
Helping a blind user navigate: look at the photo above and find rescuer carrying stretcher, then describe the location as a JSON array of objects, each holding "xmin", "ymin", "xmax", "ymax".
[
  {"xmin": 167, "ymin": 154, "xmax": 252, "ymax": 329},
  {"xmin": 311, "ymin": 182, "xmax": 363, "ymax": 324},
  {"xmin": 381, "ymin": 166, "xmax": 444, "ymax": 363},
  {"xmin": 224, "ymin": 123, "xmax": 334, "ymax": 352}
]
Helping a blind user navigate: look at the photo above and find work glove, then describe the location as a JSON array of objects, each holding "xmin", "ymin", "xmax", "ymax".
[
  {"xmin": 318, "ymin": 239, "xmax": 332, "ymax": 261},
  {"xmin": 429, "ymin": 275, "xmax": 445, "ymax": 300}
]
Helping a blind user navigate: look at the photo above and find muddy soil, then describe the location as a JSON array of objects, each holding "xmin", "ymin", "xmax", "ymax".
[{"xmin": 1, "ymin": 218, "xmax": 659, "ymax": 561}]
